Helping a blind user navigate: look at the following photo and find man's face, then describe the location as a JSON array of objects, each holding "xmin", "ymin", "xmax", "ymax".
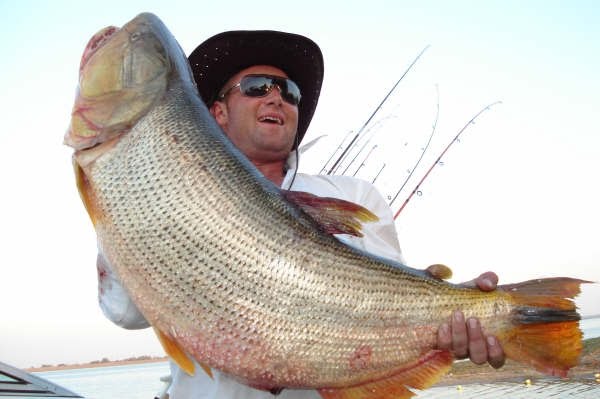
[{"xmin": 210, "ymin": 65, "xmax": 299, "ymax": 163}]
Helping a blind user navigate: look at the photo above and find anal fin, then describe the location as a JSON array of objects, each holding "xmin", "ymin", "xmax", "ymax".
[
  {"xmin": 154, "ymin": 328, "xmax": 213, "ymax": 379},
  {"xmin": 318, "ymin": 350, "xmax": 452, "ymax": 399}
]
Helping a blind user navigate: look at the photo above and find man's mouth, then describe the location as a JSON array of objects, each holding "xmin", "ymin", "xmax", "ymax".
[{"xmin": 258, "ymin": 115, "xmax": 283, "ymax": 125}]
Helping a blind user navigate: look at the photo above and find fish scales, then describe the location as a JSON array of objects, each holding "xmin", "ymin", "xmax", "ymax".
[{"xmin": 67, "ymin": 13, "xmax": 586, "ymax": 396}]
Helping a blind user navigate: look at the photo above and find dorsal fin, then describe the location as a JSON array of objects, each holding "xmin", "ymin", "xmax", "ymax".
[{"xmin": 282, "ymin": 190, "xmax": 378, "ymax": 237}]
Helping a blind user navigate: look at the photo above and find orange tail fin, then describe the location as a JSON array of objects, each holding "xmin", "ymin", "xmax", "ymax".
[{"xmin": 498, "ymin": 277, "xmax": 591, "ymax": 377}]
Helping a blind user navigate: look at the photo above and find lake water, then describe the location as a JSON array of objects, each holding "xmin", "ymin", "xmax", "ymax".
[
  {"xmin": 35, "ymin": 361, "xmax": 170, "ymax": 399},
  {"xmin": 35, "ymin": 317, "xmax": 600, "ymax": 399},
  {"xmin": 582, "ymin": 315, "xmax": 600, "ymax": 339}
]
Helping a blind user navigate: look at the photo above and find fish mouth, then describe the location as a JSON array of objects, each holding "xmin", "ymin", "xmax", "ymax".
[{"xmin": 64, "ymin": 15, "xmax": 170, "ymax": 152}]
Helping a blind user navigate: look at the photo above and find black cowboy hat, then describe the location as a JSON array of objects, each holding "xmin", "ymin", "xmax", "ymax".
[{"xmin": 188, "ymin": 30, "xmax": 324, "ymax": 145}]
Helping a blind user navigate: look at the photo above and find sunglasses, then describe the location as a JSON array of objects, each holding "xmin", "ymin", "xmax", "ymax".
[{"xmin": 217, "ymin": 74, "xmax": 302, "ymax": 106}]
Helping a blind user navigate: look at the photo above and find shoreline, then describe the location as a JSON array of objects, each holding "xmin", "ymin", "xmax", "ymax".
[
  {"xmin": 438, "ymin": 336, "xmax": 600, "ymax": 386},
  {"xmin": 27, "ymin": 356, "xmax": 168, "ymax": 373},
  {"xmin": 437, "ymin": 358, "xmax": 600, "ymax": 386}
]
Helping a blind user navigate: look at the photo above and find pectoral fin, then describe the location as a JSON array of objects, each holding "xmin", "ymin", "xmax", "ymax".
[
  {"xmin": 318, "ymin": 350, "xmax": 452, "ymax": 399},
  {"xmin": 73, "ymin": 160, "xmax": 100, "ymax": 226},
  {"xmin": 154, "ymin": 328, "xmax": 213, "ymax": 379},
  {"xmin": 282, "ymin": 190, "xmax": 378, "ymax": 237}
]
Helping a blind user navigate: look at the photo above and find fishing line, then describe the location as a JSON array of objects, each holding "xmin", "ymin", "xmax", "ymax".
[
  {"xmin": 287, "ymin": 133, "xmax": 300, "ymax": 190},
  {"xmin": 389, "ymin": 84, "xmax": 440, "ymax": 207}
]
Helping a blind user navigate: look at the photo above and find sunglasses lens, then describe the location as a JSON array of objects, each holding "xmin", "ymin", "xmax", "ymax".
[
  {"xmin": 240, "ymin": 75, "xmax": 301, "ymax": 105},
  {"xmin": 282, "ymin": 79, "xmax": 301, "ymax": 105},
  {"xmin": 241, "ymin": 76, "xmax": 272, "ymax": 97}
]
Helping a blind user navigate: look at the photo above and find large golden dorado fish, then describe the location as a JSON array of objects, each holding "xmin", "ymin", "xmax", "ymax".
[{"xmin": 65, "ymin": 13, "xmax": 588, "ymax": 399}]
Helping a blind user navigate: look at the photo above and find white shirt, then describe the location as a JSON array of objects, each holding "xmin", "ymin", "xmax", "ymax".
[{"xmin": 98, "ymin": 164, "xmax": 405, "ymax": 399}]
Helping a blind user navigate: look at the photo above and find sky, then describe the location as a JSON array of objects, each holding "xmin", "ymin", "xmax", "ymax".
[{"xmin": 1, "ymin": 0, "xmax": 599, "ymax": 369}]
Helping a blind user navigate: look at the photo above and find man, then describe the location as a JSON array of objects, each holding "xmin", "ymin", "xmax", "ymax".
[{"xmin": 99, "ymin": 30, "xmax": 504, "ymax": 398}]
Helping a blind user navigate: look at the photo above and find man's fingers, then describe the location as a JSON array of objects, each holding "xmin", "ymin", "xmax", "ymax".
[
  {"xmin": 438, "ymin": 311, "xmax": 505, "ymax": 370},
  {"xmin": 466, "ymin": 318, "xmax": 488, "ymax": 365},
  {"xmin": 451, "ymin": 311, "xmax": 468, "ymax": 358},
  {"xmin": 459, "ymin": 271, "xmax": 498, "ymax": 291},
  {"xmin": 486, "ymin": 335, "xmax": 506, "ymax": 369},
  {"xmin": 476, "ymin": 272, "xmax": 498, "ymax": 291},
  {"xmin": 437, "ymin": 322, "xmax": 452, "ymax": 350}
]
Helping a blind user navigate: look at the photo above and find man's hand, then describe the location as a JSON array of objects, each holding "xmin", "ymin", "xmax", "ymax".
[{"xmin": 436, "ymin": 272, "xmax": 505, "ymax": 369}]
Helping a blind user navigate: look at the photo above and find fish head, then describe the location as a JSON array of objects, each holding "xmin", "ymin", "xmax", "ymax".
[{"xmin": 64, "ymin": 13, "xmax": 194, "ymax": 153}]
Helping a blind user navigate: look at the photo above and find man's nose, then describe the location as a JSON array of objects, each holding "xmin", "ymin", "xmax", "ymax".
[{"xmin": 265, "ymin": 85, "xmax": 284, "ymax": 105}]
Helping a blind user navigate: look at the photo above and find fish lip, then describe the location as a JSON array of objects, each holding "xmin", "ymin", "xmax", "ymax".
[{"xmin": 258, "ymin": 113, "xmax": 284, "ymax": 125}]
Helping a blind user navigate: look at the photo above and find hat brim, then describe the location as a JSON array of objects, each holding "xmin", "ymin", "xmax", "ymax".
[{"xmin": 188, "ymin": 30, "xmax": 323, "ymax": 146}]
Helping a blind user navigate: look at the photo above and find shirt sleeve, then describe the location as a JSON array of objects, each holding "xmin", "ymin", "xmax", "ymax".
[
  {"xmin": 97, "ymin": 250, "xmax": 150, "ymax": 330},
  {"xmin": 329, "ymin": 177, "xmax": 407, "ymax": 265}
]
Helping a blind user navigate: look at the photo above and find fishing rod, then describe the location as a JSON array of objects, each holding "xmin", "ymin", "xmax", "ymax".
[
  {"xmin": 319, "ymin": 129, "xmax": 354, "ymax": 175},
  {"xmin": 389, "ymin": 85, "xmax": 440, "ymax": 207},
  {"xmin": 352, "ymin": 145, "xmax": 378, "ymax": 177},
  {"xmin": 393, "ymin": 101, "xmax": 502, "ymax": 220},
  {"xmin": 326, "ymin": 45, "xmax": 430, "ymax": 175},
  {"xmin": 341, "ymin": 114, "xmax": 395, "ymax": 176},
  {"xmin": 372, "ymin": 163, "xmax": 386, "ymax": 184}
]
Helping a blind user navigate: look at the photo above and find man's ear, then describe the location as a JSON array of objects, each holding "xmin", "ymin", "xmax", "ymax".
[{"xmin": 210, "ymin": 101, "xmax": 228, "ymax": 127}]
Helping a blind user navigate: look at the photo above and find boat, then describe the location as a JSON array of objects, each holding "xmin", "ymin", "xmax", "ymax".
[{"xmin": 0, "ymin": 361, "xmax": 82, "ymax": 398}]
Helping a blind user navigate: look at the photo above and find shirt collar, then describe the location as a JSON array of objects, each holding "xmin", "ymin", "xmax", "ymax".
[{"xmin": 281, "ymin": 151, "xmax": 299, "ymax": 189}]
